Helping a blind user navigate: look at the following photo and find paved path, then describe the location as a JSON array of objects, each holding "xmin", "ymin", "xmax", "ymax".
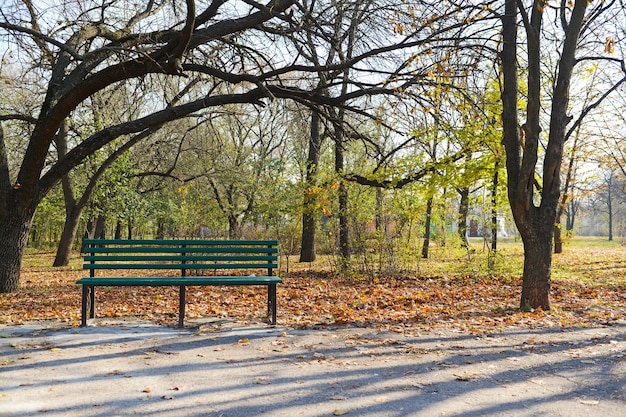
[{"xmin": 1, "ymin": 320, "xmax": 625, "ymax": 416}]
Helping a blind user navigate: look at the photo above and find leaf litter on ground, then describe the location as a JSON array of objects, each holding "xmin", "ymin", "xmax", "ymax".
[{"xmin": 1, "ymin": 241, "xmax": 625, "ymax": 333}]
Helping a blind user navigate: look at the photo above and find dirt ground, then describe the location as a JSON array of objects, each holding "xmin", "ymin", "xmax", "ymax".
[{"xmin": 1, "ymin": 319, "xmax": 625, "ymax": 417}]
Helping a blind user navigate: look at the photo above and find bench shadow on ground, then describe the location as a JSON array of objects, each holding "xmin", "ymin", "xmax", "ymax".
[{"xmin": 1, "ymin": 320, "xmax": 625, "ymax": 416}]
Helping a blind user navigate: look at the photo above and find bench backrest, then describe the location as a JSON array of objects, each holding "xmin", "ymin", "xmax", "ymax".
[{"xmin": 83, "ymin": 239, "xmax": 279, "ymax": 277}]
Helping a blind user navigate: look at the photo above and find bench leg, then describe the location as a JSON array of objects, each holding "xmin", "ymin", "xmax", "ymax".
[
  {"xmin": 178, "ymin": 286, "xmax": 186, "ymax": 328},
  {"xmin": 81, "ymin": 285, "xmax": 88, "ymax": 327},
  {"xmin": 268, "ymin": 283, "xmax": 277, "ymax": 325},
  {"xmin": 89, "ymin": 285, "xmax": 95, "ymax": 318},
  {"xmin": 81, "ymin": 285, "xmax": 96, "ymax": 326}
]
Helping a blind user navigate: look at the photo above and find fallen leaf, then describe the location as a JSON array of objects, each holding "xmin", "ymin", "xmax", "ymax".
[
  {"xmin": 454, "ymin": 372, "xmax": 478, "ymax": 381},
  {"xmin": 333, "ymin": 409, "xmax": 349, "ymax": 416},
  {"xmin": 254, "ymin": 377, "xmax": 271, "ymax": 385},
  {"xmin": 105, "ymin": 370, "xmax": 124, "ymax": 377},
  {"xmin": 142, "ymin": 387, "xmax": 152, "ymax": 393}
]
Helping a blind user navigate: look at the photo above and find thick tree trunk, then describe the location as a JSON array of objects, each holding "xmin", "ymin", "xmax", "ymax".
[
  {"xmin": 0, "ymin": 211, "xmax": 35, "ymax": 293},
  {"xmin": 300, "ymin": 111, "xmax": 322, "ymax": 262},
  {"xmin": 520, "ymin": 231, "xmax": 553, "ymax": 310}
]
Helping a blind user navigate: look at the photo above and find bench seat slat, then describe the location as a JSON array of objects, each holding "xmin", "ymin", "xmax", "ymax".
[
  {"xmin": 77, "ymin": 276, "xmax": 282, "ymax": 286},
  {"xmin": 83, "ymin": 238, "xmax": 278, "ymax": 246}
]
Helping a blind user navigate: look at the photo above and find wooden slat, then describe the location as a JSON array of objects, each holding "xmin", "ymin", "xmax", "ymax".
[
  {"xmin": 83, "ymin": 238, "xmax": 278, "ymax": 246},
  {"xmin": 77, "ymin": 276, "xmax": 282, "ymax": 286}
]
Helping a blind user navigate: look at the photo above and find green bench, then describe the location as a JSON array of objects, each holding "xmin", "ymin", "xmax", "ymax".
[{"xmin": 77, "ymin": 239, "xmax": 281, "ymax": 327}]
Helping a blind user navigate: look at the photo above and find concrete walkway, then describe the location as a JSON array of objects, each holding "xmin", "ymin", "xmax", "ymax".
[{"xmin": 1, "ymin": 319, "xmax": 625, "ymax": 416}]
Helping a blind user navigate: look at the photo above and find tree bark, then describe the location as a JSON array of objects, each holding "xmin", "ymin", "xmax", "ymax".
[
  {"xmin": 228, "ymin": 214, "xmax": 241, "ymax": 240},
  {"xmin": 421, "ymin": 197, "xmax": 433, "ymax": 259},
  {"xmin": 457, "ymin": 187, "xmax": 469, "ymax": 248},
  {"xmin": 375, "ymin": 187, "xmax": 384, "ymax": 234},
  {"xmin": 94, "ymin": 215, "xmax": 106, "ymax": 239},
  {"xmin": 491, "ymin": 162, "xmax": 499, "ymax": 252},
  {"xmin": 115, "ymin": 220, "xmax": 123, "ymax": 239},
  {"xmin": 53, "ymin": 121, "xmax": 79, "ymax": 266},
  {"xmin": 520, "ymin": 230, "xmax": 552, "ymax": 310},
  {"xmin": 553, "ymin": 224, "xmax": 563, "ymax": 254},
  {"xmin": 335, "ymin": 122, "xmax": 349, "ymax": 265},
  {"xmin": 0, "ymin": 210, "xmax": 34, "ymax": 292},
  {"xmin": 608, "ymin": 179, "xmax": 613, "ymax": 241},
  {"xmin": 300, "ymin": 111, "xmax": 322, "ymax": 262},
  {"xmin": 53, "ymin": 205, "xmax": 82, "ymax": 266}
]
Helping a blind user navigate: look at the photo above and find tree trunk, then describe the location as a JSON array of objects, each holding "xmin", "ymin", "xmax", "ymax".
[
  {"xmin": 0, "ymin": 211, "xmax": 34, "ymax": 293},
  {"xmin": 94, "ymin": 215, "xmax": 106, "ymax": 239},
  {"xmin": 300, "ymin": 111, "xmax": 322, "ymax": 262},
  {"xmin": 553, "ymin": 223, "xmax": 563, "ymax": 254},
  {"xmin": 53, "ymin": 205, "xmax": 82, "ymax": 266},
  {"xmin": 156, "ymin": 222, "xmax": 165, "ymax": 240},
  {"xmin": 228, "ymin": 214, "xmax": 240, "ymax": 240},
  {"xmin": 606, "ymin": 176, "xmax": 613, "ymax": 242},
  {"xmin": 335, "ymin": 123, "xmax": 349, "ymax": 265},
  {"xmin": 375, "ymin": 187, "xmax": 383, "ymax": 234},
  {"xmin": 338, "ymin": 181, "xmax": 349, "ymax": 260},
  {"xmin": 520, "ymin": 230, "xmax": 553, "ymax": 310},
  {"xmin": 491, "ymin": 163, "xmax": 499, "ymax": 252},
  {"xmin": 566, "ymin": 200, "xmax": 576, "ymax": 231},
  {"xmin": 53, "ymin": 122, "xmax": 79, "ymax": 267},
  {"xmin": 457, "ymin": 187, "xmax": 469, "ymax": 248},
  {"xmin": 421, "ymin": 197, "xmax": 433, "ymax": 259},
  {"xmin": 115, "ymin": 220, "xmax": 123, "ymax": 239},
  {"xmin": 500, "ymin": 0, "xmax": 588, "ymax": 311}
]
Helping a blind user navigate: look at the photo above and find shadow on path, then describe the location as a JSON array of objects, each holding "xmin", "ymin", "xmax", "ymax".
[{"xmin": 1, "ymin": 320, "xmax": 625, "ymax": 416}]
